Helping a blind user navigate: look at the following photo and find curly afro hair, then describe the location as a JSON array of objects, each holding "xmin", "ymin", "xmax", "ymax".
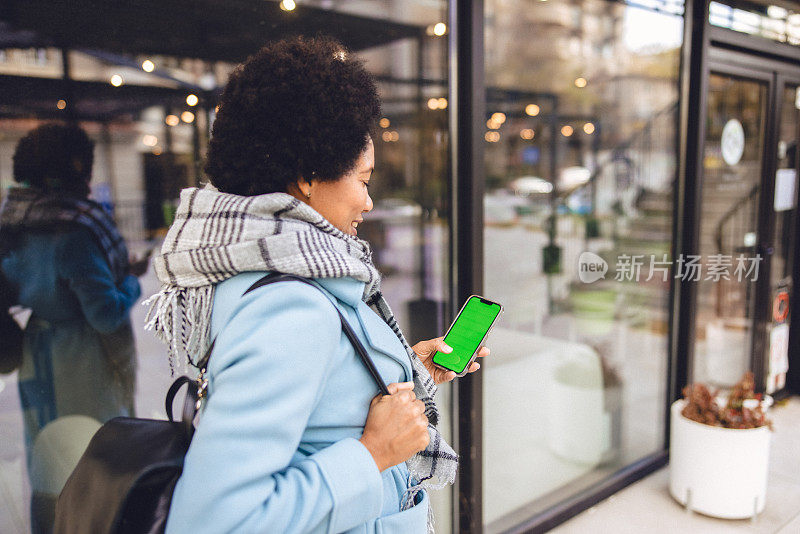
[
  {"xmin": 13, "ymin": 123, "xmax": 94, "ymax": 196},
  {"xmin": 205, "ymin": 36, "xmax": 381, "ymax": 196}
]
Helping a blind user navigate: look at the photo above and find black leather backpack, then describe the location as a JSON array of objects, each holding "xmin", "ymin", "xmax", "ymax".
[{"xmin": 54, "ymin": 273, "xmax": 388, "ymax": 534}]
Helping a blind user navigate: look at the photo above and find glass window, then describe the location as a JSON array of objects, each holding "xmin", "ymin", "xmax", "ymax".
[
  {"xmin": 710, "ymin": 0, "xmax": 800, "ymax": 46},
  {"xmin": 0, "ymin": 2, "xmax": 453, "ymax": 532},
  {"xmin": 482, "ymin": 0, "xmax": 683, "ymax": 529}
]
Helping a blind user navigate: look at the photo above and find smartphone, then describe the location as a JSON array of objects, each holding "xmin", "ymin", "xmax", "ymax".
[{"xmin": 432, "ymin": 295, "xmax": 503, "ymax": 377}]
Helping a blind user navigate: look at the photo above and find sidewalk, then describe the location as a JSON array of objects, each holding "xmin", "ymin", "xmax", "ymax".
[{"xmin": 552, "ymin": 396, "xmax": 800, "ymax": 534}]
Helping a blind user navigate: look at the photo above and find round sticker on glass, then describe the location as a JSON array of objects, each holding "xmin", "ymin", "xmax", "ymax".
[{"xmin": 721, "ymin": 119, "xmax": 745, "ymax": 166}]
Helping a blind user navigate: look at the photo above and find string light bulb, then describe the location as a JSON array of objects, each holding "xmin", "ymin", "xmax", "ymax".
[{"xmin": 525, "ymin": 104, "xmax": 540, "ymax": 116}]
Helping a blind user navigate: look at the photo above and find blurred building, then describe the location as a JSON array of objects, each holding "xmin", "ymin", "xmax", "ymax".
[{"xmin": 0, "ymin": 1, "xmax": 798, "ymax": 533}]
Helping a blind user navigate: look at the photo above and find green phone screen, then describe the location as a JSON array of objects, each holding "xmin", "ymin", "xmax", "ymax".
[{"xmin": 432, "ymin": 296, "xmax": 501, "ymax": 374}]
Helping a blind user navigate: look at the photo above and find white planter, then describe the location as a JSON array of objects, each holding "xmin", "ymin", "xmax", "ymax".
[
  {"xmin": 669, "ymin": 400, "xmax": 771, "ymax": 519},
  {"xmin": 546, "ymin": 358, "xmax": 620, "ymax": 465},
  {"xmin": 705, "ymin": 318, "xmax": 750, "ymax": 387}
]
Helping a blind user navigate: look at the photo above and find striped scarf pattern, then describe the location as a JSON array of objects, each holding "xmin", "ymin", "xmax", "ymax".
[
  {"xmin": 144, "ymin": 185, "xmax": 456, "ymax": 530},
  {"xmin": 0, "ymin": 187, "xmax": 129, "ymax": 282}
]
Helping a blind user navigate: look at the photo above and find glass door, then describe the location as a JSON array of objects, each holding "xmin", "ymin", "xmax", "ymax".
[
  {"xmin": 692, "ymin": 58, "xmax": 800, "ymax": 394},
  {"xmin": 692, "ymin": 70, "xmax": 767, "ymax": 389}
]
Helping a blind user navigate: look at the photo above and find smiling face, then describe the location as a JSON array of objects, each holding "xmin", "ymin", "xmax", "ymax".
[{"xmin": 290, "ymin": 138, "xmax": 375, "ymax": 237}]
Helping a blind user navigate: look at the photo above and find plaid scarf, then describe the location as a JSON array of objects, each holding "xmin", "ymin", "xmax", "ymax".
[
  {"xmin": 144, "ymin": 185, "xmax": 456, "ymax": 529},
  {"xmin": 0, "ymin": 186, "xmax": 129, "ymax": 283}
]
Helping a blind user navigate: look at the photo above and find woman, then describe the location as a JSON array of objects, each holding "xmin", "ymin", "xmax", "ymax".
[
  {"xmin": 0, "ymin": 123, "xmax": 145, "ymax": 532},
  {"xmin": 145, "ymin": 37, "xmax": 487, "ymax": 533}
]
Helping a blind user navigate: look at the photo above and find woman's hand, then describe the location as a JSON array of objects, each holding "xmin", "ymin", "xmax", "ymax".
[
  {"xmin": 412, "ymin": 337, "xmax": 490, "ymax": 384},
  {"xmin": 359, "ymin": 382, "xmax": 430, "ymax": 472},
  {"xmin": 128, "ymin": 249, "xmax": 153, "ymax": 277}
]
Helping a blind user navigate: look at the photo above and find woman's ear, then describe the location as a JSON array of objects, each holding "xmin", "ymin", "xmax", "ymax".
[
  {"xmin": 297, "ymin": 177, "xmax": 312, "ymax": 199},
  {"xmin": 288, "ymin": 177, "xmax": 312, "ymax": 201}
]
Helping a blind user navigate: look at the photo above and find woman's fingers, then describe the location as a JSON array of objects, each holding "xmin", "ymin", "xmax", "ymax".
[
  {"xmin": 435, "ymin": 340, "xmax": 453, "ymax": 354},
  {"xmin": 386, "ymin": 381, "xmax": 414, "ymax": 395},
  {"xmin": 476, "ymin": 346, "xmax": 490, "ymax": 358},
  {"xmin": 413, "ymin": 336, "xmax": 451, "ymax": 358}
]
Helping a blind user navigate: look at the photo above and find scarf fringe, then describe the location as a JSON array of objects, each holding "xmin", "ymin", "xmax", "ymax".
[{"xmin": 143, "ymin": 285, "xmax": 215, "ymax": 374}]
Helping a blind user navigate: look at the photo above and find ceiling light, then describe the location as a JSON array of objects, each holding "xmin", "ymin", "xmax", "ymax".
[{"xmin": 525, "ymin": 104, "xmax": 540, "ymax": 116}]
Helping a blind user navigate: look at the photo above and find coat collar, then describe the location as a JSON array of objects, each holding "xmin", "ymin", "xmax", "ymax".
[
  {"xmin": 315, "ymin": 277, "xmax": 412, "ymax": 381},
  {"xmin": 314, "ymin": 277, "xmax": 366, "ymax": 308}
]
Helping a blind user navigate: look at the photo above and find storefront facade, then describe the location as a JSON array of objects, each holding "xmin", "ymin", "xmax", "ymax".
[{"xmin": 0, "ymin": 1, "xmax": 797, "ymax": 533}]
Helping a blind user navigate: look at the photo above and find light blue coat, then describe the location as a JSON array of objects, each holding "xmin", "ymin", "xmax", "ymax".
[{"xmin": 165, "ymin": 272, "xmax": 429, "ymax": 534}]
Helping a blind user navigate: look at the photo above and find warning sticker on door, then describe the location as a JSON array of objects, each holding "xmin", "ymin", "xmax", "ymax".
[{"xmin": 768, "ymin": 323, "xmax": 789, "ymax": 394}]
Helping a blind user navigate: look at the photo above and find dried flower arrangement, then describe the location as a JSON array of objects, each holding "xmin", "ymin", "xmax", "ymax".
[{"xmin": 680, "ymin": 372, "xmax": 773, "ymax": 430}]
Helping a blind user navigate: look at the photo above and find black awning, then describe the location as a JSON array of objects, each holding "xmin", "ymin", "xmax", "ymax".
[
  {"xmin": 0, "ymin": 0, "xmax": 422, "ymax": 62},
  {"xmin": 0, "ymin": 73, "xmax": 193, "ymax": 121}
]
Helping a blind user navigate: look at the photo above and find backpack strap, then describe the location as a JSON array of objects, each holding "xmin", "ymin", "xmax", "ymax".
[
  {"xmin": 167, "ymin": 273, "xmax": 390, "ymax": 440},
  {"xmin": 213, "ymin": 273, "xmax": 390, "ymax": 395}
]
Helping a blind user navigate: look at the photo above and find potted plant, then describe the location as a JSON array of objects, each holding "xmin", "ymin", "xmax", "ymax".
[{"xmin": 669, "ymin": 372, "xmax": 773, "ymax": 519}]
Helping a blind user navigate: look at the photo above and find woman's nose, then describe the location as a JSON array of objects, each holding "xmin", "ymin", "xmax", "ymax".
[{"xmin": 364, "ymin": 194, "xmax": 373, "ymax": 213}]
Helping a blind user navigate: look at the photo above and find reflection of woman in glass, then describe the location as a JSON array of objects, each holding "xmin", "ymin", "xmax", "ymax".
[
  {"xmin": 145, "ymin": 37, "xmax": 485, "ymax": 533},
  {"xmin": 0, "ymin": 124, "xmax": 145, "ymax": 532}
]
